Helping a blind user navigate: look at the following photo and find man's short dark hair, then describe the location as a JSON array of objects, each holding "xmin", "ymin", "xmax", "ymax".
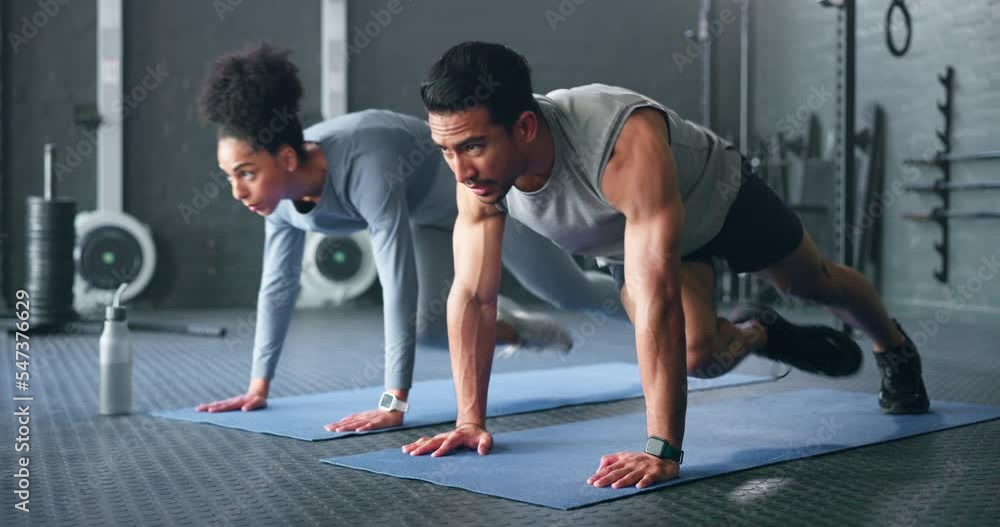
[{"xmin": 420, "ymin": 41, "xmax": 540, "ymax": 130}]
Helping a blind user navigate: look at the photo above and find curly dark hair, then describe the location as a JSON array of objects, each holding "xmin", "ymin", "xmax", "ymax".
[{"xmin": 198, "ymin": 42, "xmax": 306, "ymax": 160}]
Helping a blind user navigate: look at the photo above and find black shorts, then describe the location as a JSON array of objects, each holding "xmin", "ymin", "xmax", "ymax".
[{"xmin": 610, "ymin": 163, "xmax": 804, "ymax": 290}]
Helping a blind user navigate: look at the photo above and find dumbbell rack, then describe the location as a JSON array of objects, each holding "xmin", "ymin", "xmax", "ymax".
[
  {"xmin": 921, "ymin": 66, "xmax": 953, "ymax": 283},
  {"xmin": 903, "ymin": 66, "xmax": 1000, "ymax": 283}
]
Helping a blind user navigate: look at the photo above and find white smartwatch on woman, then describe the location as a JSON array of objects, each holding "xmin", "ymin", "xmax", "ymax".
[{"xmin": 378, "ymin": 391, "xmax": 409, "ymax": 413}]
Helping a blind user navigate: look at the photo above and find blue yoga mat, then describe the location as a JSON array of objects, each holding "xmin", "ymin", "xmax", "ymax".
[
  {"xmin": 151, "ymin": 362, "xmax": 769, "ymax": 441},
  {"xmin": 325, "ymin": 388, "xmax": 1000, "ymax": 509}
]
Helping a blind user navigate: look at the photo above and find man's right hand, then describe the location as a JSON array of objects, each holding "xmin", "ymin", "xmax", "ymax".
[
  {"xmin": 196, "ymin": 378, "xmax": 269, "ymax": 413},
  {"xmin": 402, "ymin": 423, "xmax": 493, "ymax": 457}
]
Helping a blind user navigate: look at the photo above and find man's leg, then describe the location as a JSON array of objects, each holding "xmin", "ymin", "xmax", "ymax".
[
  {"xmin": 754, "ymin": 229, "xmax": 929, "ymax": 413},
  {"xmin": 754, "ymin": 229, "xmax": 904, "ymax": 351},
  {"xmin": 620, "ymin": 260, "xmax": 766, "ymax": 378}
]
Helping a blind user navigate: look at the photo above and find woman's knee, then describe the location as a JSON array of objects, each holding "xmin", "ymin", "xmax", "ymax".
[{"xmin": 414, "ymin": 319, "xmax": 448, "ymax": 348}]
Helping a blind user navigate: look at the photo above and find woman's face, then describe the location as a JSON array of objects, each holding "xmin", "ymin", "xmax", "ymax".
[{"xmin": 216, "ymin": 137, "xmax": 291, "ymax": 216}]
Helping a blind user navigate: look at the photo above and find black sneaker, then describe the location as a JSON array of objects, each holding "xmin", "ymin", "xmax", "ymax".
[
  {"xmin": 875, "ymin": 320, "xmax": 930, "ymax": 415},
  {"xmin": 728, "ymin": 304, "xmax": 863, "ymax": 377}
]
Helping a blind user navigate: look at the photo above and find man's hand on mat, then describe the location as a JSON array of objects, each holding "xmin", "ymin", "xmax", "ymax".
[
  {"xmin": 325, "ymin": 409, "xmax": 404, "ymax": 432},
  {"xmin": 586, "ymin": 452, "xmax": 680, "ymax": 489},
  {"xmin": 195, "ymin": 393, "xmax": 267, "ymax": 413},
  {"xmin": 401, "ymin": 423, "xmax": 493, "ymax": 457}
]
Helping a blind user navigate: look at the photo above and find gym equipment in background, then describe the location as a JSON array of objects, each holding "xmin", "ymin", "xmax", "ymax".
[
  {"xmin": 25, "ymin": 144, "xmax": 78, "ymax": 331},
  {"xmin": 64, "ymin": 0, "xmax": 223, "ymax": 337},
  {"xmin": 903, "ymin": 180, "xmax": 1000, "ymax": 192},
  {"xmin": 885, "ymin": 0, "xmax": 913, "ymax": 58},
  {"xmin": 684, "ymin": 0, "xmax": 713, "ymax": 129},
  {"xmin": 900, "ymin": 66, "xmax": 957, "ymax": 284},
  {"xmin": 295, "ymin": 0, "xmax": 379, "ymax": 309},
  {"xmin": 904, "ymin": 150, "xmax": 1000, "ymax": 165},
  {"xmin": 825, "ymin": 0, "xmax": 859, "ymax": 272},
  {"xmin": 0, "ymin": 4, "xmax": 6, "ymax": 315},
  {"xmin": 904, "ymin": 211, "xmax": 1000, "ymax": 221},
  {"xmin": 73, "ymin": 0, "xmax": 158, "ymax": 314},
  {"xmin": 900, "ymin": 67, "xmax": 1000, "ymax": 283},
  {"xmin": 73, "ymin": 210, "xmax": 156, "ymax": 312},
  {"xmin": 853, "ymin": 105, "xmax": 887, "ymax": 289},
  {"xmin": 296, "ymin": 231, "xmax": 379, "ymax": 309}
]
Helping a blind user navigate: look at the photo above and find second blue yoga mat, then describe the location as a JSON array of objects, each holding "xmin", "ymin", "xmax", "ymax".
[{"xmin": 151, "ymin": 362, "xmax": 769, "ymax": 440}]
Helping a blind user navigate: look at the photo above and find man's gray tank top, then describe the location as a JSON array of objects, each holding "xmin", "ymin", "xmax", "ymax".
[{"xmin": 500, "ymin": 84, "xmax": 743, "ymax": 264}]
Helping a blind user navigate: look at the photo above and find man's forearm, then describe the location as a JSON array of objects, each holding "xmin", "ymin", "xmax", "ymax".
[
  {"xmin": 447, "ymin": 288, "xmax": 497, "ymax": 427},
  {"xmin": 634, "ymin": 292, "xmax": 687, "ymax": 449}
]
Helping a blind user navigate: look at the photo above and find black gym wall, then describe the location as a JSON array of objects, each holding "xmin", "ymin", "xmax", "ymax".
[
  {"xmin": 751, "ymin": 0, "xmax": 1000, "ymax": 320},
  {"xmin": 0, "ymin": 0, "xmax": 6, "ymax": 309},
  {"xmin": 3, "ymin": 0, "xmax": 711, "ymax": 309},
  {"xmin": 3, "ymin": 0, "xmax": 99, "ymax": 308}
]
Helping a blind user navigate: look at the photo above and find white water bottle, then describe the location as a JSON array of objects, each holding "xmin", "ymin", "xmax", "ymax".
[{"xmin": 99, "ymin": 283, "xmax": 133, "ymax": 415}]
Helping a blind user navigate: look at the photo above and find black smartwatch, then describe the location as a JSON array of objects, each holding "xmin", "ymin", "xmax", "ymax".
[{"xmin": 644, "ymin": 436, "xmax": 684, "ymax": 465}]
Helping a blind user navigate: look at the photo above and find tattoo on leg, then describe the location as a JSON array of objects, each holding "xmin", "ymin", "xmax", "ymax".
[{"xmin": 821, "ymin": 261, "xmax": 833, "ymax": 278}]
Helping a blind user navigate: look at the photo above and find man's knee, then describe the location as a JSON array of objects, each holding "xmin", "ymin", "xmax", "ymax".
[
  {"xmin": 686, "ymin": 332, "xmax": 727, "ymax": 378},
  {"xmin": 793, "ymin": 261, "xmax": 844, "ymax": 305}
]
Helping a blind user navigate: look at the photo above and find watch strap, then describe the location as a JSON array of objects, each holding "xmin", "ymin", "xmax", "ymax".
[{"xmin": 644, "ymin": 435, "xmax": 684, "ymax": 464}]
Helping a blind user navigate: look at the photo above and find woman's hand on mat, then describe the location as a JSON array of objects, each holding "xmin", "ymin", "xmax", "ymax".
[
  {"xmin": 195, "ymin": 393, "xmax": 267, "ymax": 413},
  {"xmin": 325, "ymin": 409, "xmax": 404, "ymax": 432},
  {"xmin": 196, "ymin": 379, "xmax": 269, "ymax": 413},
  {"xmin": 586, "ymin": 452, "xmax": 680, "ymax": 489},
  {"xmin": 401, "ymin": 423, "xmax": 493, "ymax": 457}
]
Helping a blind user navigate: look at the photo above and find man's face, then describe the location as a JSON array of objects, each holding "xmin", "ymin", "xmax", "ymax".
[
  {"xmin": 217, "ymin": 137, "xmax": 292, "ymax": 216},
  {"xmin": 429, "ymin": 106, "xmax": 523, "ymax": 205}
]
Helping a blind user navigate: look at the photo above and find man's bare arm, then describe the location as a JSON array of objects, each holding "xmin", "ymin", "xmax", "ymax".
[
  {"xmin": 602, "ymin": 107, "xmax": 687, "ymax": 450},
  {"xmin": 448, "ymin": 185, "xmax": 507, "ymax": 428}
]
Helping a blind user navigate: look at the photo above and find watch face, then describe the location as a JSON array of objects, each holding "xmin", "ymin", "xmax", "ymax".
[
  {"xmin": 645, "ymin": 437, "xmax": 666, "ymax": 454},
  {"xmin": 379, "ymin": 393, "xmax": 394, "ymax": 408}
]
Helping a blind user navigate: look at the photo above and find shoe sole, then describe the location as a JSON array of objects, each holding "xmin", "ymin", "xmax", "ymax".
[{"xmin": 880, "ymin": 402, "xmax": 931, "ymax": 415}]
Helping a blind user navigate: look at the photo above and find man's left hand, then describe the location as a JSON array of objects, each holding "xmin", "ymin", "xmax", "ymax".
[{"xmin": 587, "ymin": 451, "xmax": 680, "ymax": 489}]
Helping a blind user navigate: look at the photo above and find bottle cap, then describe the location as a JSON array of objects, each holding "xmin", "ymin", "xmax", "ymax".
[
  {"xmin": 106, "ymin": 282, "xmax": 130, "ymax": 321},
  {"xmin": 106, "ymin": 306, "xmax": 127, "ymax": 321}
]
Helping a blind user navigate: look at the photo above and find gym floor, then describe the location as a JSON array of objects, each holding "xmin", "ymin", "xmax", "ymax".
[{"xmin": 2, "ymin": 305, "xmax": 997, "ymax": 526}]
